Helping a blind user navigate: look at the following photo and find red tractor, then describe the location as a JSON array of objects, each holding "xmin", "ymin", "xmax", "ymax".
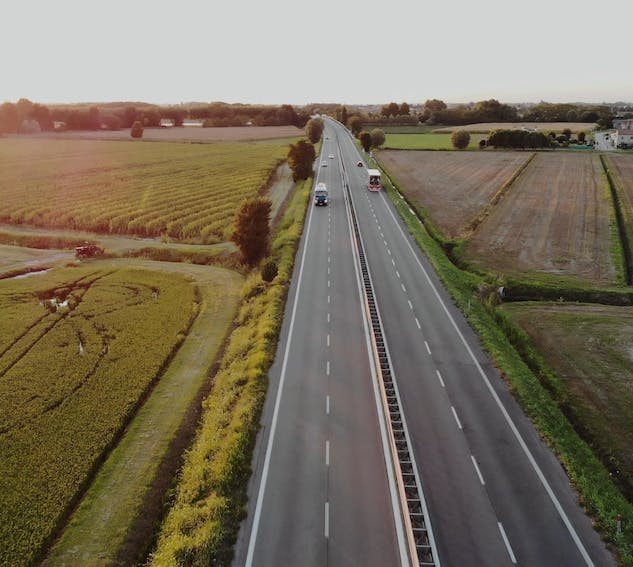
[{"xmin": 75, "ymin": 244, "xmax": 104, "ymax": 258}]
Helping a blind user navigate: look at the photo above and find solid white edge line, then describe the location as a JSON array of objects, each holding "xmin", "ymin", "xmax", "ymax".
[
  {"xmin": 244, "ymin": 189, "xmax": 317, "ymax": 567},
  {"xmin": 471, "ymin": 455, "xmax": 486, "ymax": 485},
  {"xmin": 498, "ymin": 522, "xmax": 518, "ymax": 564},
  {"xmin": 380, "ymin": 192, "xmax": 595, "ymax": 566}
]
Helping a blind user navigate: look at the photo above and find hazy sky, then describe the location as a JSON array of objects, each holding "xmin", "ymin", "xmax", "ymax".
[{"xmin": 3, "ymin": 0, "xmax": 631, "ymax": 106}]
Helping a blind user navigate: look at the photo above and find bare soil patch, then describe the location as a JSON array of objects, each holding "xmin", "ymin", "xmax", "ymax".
[
  {"xmin": 433, "ymin": 122, "xmax": 597, "ymax": 134},
  {"xmin": 463, "ymin": 152, "xmax": 615, "ymax": 284},
  {"xmin": 503, "ymin": 302, "xmax": 633, "ymax": 498},
  {"xmin": 379, "ymin": 150, "xmax": 532, "ymax": 239},
  {"xmin": 8, "ymin": 125, "xmax": 303, "ymax": 143}
]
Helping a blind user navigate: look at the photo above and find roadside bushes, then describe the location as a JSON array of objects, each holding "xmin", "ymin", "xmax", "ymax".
[{"xmin": 487, "ymin": 129, "xmax": 551, "ymax": 148}]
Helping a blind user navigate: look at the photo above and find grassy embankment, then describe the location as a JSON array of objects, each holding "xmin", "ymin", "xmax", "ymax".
[
  {"xmin": 383, "ymin": 132, "xmax": 485, "ymax": 151},
  {"xmin": 148, "ymin": 177, "xmax": 311, "ymax": 565},
  {"xmin": 374, "ymin": 159, "xmax": 633, "ymax": 565}
]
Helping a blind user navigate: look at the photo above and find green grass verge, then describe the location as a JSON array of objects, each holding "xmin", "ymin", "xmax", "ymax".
[
  {"xmin": 383, "ymin": 132, "xmax": 485, "ymax": 150},
  {"xmin": 377, "ymin": 167, "xmax": 633, "ymax": 565},
  {"xmin": 0, "ymin": 231, "xmax": 95, "ymax": 250},
  {"xmin": 148, "ymin": 178, "xmax": 311, "ymax": 566}
]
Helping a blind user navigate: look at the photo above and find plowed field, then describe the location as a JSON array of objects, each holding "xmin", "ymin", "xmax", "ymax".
[
  {"xmin": 463, "ymin": 152, "xmax": 615, "ymax": 284},
  {"xmin": 606, "ymin": 154, "xmax": 633, "ymax": 204},
  {"xmin": 378, "ymin": 151, "xmax": 531, "ymax": 238}
]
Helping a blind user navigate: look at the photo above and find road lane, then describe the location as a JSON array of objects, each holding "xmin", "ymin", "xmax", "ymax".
[
  {"xmin": 234, "ymin": 131, "xmax": 404, "ymax": 566},
  {"xmin": 334, "ymin": 119, "xmax": 614, "ymax": 566}
]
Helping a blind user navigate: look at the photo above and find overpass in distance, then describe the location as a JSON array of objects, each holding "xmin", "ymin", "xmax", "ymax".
[{"xmin": 232, "ymin": 118, "xmax": 614, "ymax": 566}]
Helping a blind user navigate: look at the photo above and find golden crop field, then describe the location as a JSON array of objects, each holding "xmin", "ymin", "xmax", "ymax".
[
  {"xmin": 0, "ymin": 265, "xmax": 197, "ymax": 566},
  {"xmin": 0, "ymin": 138, "xmax": 293, "ymax": 244}
]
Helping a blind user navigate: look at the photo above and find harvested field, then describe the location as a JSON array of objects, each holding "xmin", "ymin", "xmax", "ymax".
[
  {"xmin": 503, "ymin": 302, "xmax": 633, "ymax": 499},
  {"xmin": 463, "ymin": 152, "xmax": 615, "ymax": 284},
  {"xmin": 378, "ymin": 150, "xmax": 532, "ymax": 239},
  {"xmin": 8, "ymin": 125, "xmax": 303, "ymax": 143},
  {"xmin": 433, "ymin": 122, "xmax": 598, "ymax": 134},
  {"xmin": 605, "ymin": 154, "xmax": 633, "ymax": 210}
]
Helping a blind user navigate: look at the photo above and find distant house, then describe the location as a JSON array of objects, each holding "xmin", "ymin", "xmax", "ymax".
[
  {"xmin": 613, "ymin": 118, "xmax": 633, "ymax": 130},
  {"xmin": 159, "ymin": 118, "xmax": 175, "ymax": 127},
  {"xmin": 614, "ymin": 129, "xmax": 633, "ymax": 149}
]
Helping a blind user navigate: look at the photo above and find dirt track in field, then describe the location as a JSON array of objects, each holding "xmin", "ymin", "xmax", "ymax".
[
  {"xmin": 464, "ymin": 152, "xmax": 615, "ymax": 284},
  {"xmin": 379, "ymin": 150, "xmax": 532, "ymax": 239}
]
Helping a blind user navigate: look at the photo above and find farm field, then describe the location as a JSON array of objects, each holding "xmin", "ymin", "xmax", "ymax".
[
  {"xmin": 42, "ymin": 260, "xmax": 242, "ymax": 566},
  {"xmin": 0, "ymin": 138, "xmax": 294, "ymax": 244},
  {"xmin": 0, "ymin": 265, "xmax": 203, "ymax": 566},
  {"xmin": 378, "ymin": 150, "xmax": 532, "ymax": 238},
  {"xmin": 461, "ymin": 152, "xmax": 616, "ymax": 285},
  {"xmin": 8, "ymin": 124, "xmax": 303, "ymax": 143},
  {"xmin": 502, "ymin": 302, "xmax": 633, "ymax": 500},
  {"xmin": 433, "ymin": 121, "xmax": 598, "ymax": 134},
  {"xmin": 383, "ymin": 132, "xmax": 486, "ymax": 150},
  {"xmin": 604, "ymin": 154, "xmax": 633, "ymax": 274}
]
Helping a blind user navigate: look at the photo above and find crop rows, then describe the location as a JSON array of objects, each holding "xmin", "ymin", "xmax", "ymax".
[
  {"xmin": 0, "ymin": 139, "xmax": 292, "ymax": 243},
  {"xmin": 0, "ymin": 266, "xmax": 196, "ymax": 566}
]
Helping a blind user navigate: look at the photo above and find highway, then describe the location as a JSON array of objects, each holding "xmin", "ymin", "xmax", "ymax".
[{"xmin": 233, "ymin": 119, "xmax": 615, "ymax": 566}]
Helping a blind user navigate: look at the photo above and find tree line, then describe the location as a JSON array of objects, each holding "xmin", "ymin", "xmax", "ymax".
[{"xmin": 0, "ymin": 99, "xmax": 311, "ymax": 134}]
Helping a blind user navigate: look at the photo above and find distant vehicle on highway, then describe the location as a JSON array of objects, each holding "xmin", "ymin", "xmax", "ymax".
[
  {"xmin": 321, "ymin": 160, "xmax": 328, "ymax": 167},
  {"xmin": 328, "ymin": 154, "xmax": 335, "ymax": 159},
  {"xmin": 314, "ymin": 182, "xmax": 329, "ymax": 206},
  {"xmin": 367, "ymin": 168, "xmax": 382, "ymax": 191},
  {"xmin": 357, "ymin": 161, "xmax": 363, "ymax": 167}
]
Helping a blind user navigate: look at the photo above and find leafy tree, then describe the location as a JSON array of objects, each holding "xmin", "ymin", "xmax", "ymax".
[
  {"xmin": 359, "ymin": 130, "xmax": 372, "ymax": 152},
  {"xmin": 562, "ymin": 128, "xmax": 572, "ymax": 139},
  {"xmin": 143, "ymin": 109, "xmax": 161, "ymax": 127},
  {"xmin": 381, "ymin": 102, "xmax": 400, "ymax": 117},
  {"xmin": 399, "ymin": 102, "xmax": 410, "ymax": 116},
  {"xmin": 232, "ymin": 198, "xmax": 272, "ymax": 266},
  {"xmin": 305, "ymin": 117, "xmax": 324, "ymax": 144},
  {"xmin": 347, "ymin": 115, "xmax": 363, "ymax": 137},
  {"xmin": 451, "ymin": 130, "xmax": 471, "ymax": 149},
  {"xmin": 424, "ymin": 99, "xmax": 447, "ymax": 113},
  {"xmin": 287, "ymin": 139, "xmax": 316, "ymax": 181},
  {"xmin": 578, "ymin": 131, "xmax": 586, "ymax": 143},
  {"xmin": 130, "ymin": 120, "xmax": 144, "ymax": 138},
  {"xmin": 370, "ymin": 128, "xmax": 386, "ymax": 148},
  {"xmin": 121, "ymin": 106, "xmax": 139, "ymax": 128},
  {"xmin": 0, "ymin": 102, "xmax": 19, "ymax": 133}
]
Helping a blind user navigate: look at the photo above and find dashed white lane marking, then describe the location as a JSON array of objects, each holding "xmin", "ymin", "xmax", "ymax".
[
  {"xmin": 391, "ymin": 258, "xmax": 395, "ymax": 266},
  {"xmin": 387, "ymin": 248, "xmax": 392, "ymax": 256},
  {"xmin": 451, "ymin": 406, "xmax": 463, "ymax": 430},
  {"xmin": 407, "ymin": 300, "xmax": 413, "ymax": 310},
  {"xmin": 327, "ymin": 312, "xmax": 331, "ymax": 323},
  {"xmin": 325, "ymin": 502, "xmax": 330, "ymax": 538},
  {"xmin": 326, "ymin": 395, "xmax": 330, "ymax": 415},
  {"xmin": 396, "ymin": 270, "xmax": 401, "ymax": 278},
  {"xmin": 498, "ymin": 522, "xmax": 517, "ymax": 564},
  {"xmin": 424, "ymin": 341, "xmax": 431, "ymax": 355},
  {"xmin": 471, "ymin": 455, "xmax": 485, "ymax": 485},
  {"xmin": 436, "ymin": 369, "xmax": 445, "ymax": 387},
  {"xmin": 383, "ymin": 239, "xmax": 388, "ymax": 246},
  {"xmin": 401, "ymin": 283, "xmax": 406, "ymax": 293},
  {"xmin": 328, "ymin": 267, "xmax": 331, "ymax": 275},
  {"xmin": 327, "ymin": 334, "xmax": 330, "ymax": 347},
  {"xmin": 326, "ymin": 361, "xmax": 330, "ymax": 376},
  {"xmin": 415, "ymin": 317, "xmax": 421, "ymax": 330},
  {"xmin": 328, "ymin": 279, "xmax": 330, "ymax": 288},
  {"xmin": 325, "ymin": 440, "xmax": 330, "ymax": 466},
  {"xmin": 327, "ymin": 295, "xmax": 330, "ymax": 304}
]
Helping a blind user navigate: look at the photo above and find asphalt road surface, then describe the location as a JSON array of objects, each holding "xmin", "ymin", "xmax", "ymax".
[{"xmin": 233, "ymin": 119, "xmax": 615, "ymax": 567}]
